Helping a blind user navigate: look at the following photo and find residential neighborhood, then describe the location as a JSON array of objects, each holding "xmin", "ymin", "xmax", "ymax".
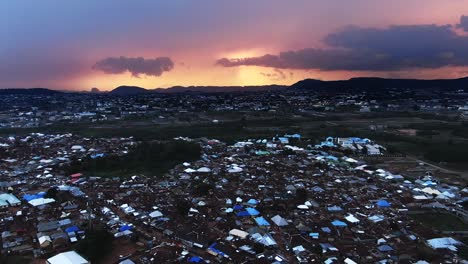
[{"xmin": 1, "ymin": 131, "xmax": 467, "ymax": 263}]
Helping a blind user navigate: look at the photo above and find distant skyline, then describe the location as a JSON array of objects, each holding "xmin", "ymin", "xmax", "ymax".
[{"xmin": 2, "ymin": 0, "xmax": 468, "ymax": 90}]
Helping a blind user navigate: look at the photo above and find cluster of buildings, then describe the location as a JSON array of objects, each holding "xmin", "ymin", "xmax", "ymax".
[
  {"xmin": 0, "ymin": 133, "xmax": 134, "ymax": 260},
  {"xmin": 1, "ymin": 132, "xmax": 467, "ymax": 263},
  {"xmin": 1, "ymin": 87, "xmax": 468, "ymax": 128},
  {"xmin": 316, "ymin": 137, "xmax": 386, "ymax": 156}
]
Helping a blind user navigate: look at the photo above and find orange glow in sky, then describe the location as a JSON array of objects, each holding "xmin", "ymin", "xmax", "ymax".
[{"xmin": 2, "ymin": 0, "xmax": 468, "ymax": 90}]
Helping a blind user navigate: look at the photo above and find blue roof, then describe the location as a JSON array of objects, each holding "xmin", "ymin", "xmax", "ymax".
[
  {"xmin": 423, "ymin": 180, "xmax": 436, "ymax": 186},
  {"xmin": 255, "ymin": 216, "xmax": 270, "ymax": 226},
  {"xmin": 65, "ymin": 226, "xmax": 79, "ymax": 233},
  {"xmin": 233, "ymin": 205, "xmax": 243, "ymax": 210},
  {"xmin": 188, "ymin": 256, "xmax": 203, "ymax": 263},
  {"xmin": 23, "ymin": 192, "xmax": 46, "ymax": 201},
  {"xmin": 208, "ymin": 243, "xmax": 227, "ymax": 257},
  {"xmin": 309, "ymin": 232, "xmax": 319, "ymax": 238},
  {"xmin": 376, "ymin": 200, "xmax": 391, "ymax": 207},
  {"xmin": 247, "ymin": 199, "xmax": 258, "ymax": 205},
  {"xmin": 321, "ymin": 227, "xmax": 331, "ymax": 233},
  {"xmin": 327, "ymin": 206, "xmax": 343, "ymax": 212},
  {"xmin": 378, "ymin": 245, "xmax": 394, "ymax": 252},
  {"xmin": 246, "ymin": 207, "xmax": 260, "ymax": 216},
  {"xmin": 119, "ymin": 225, "xmax": 133, "ymax": 232},
  {"xmin": 331, "ymin": 220, "xmax": 347, "ymax": 227},
  {"xmin": 236, "ymin": 211, "xmax": 250, "ymax": 217},
  {"xmin": 90, "ymin": 153, "xmax": 105, "ymax": 159},
  {"xmin": 59, "ymin": 219, "xmax": 72, "ymax": 226}
]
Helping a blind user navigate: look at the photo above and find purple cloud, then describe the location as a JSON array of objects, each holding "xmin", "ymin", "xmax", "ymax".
[
  {"xmin": 457, "ymin": 15, "xmax": 468, "ymax": 32},
  {"xmin": 217, "ymin": 22, "xmax": 468, "ymax": 71},
  {"xmin": 93, "ymin": 56, "xmax": 174, "ymax": 77},
  {"xmin": 260, "ymin": 68, "xmax": 287, "ymax": 80}
]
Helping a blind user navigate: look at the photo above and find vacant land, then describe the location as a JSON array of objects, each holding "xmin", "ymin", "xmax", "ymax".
[
  {"xmin": 410, "ymin": 213, "xmax": 468, "ymax": 231},
  {"xmin": 63, "ymin": 140, "xmax": 201, "ymax": 178}
]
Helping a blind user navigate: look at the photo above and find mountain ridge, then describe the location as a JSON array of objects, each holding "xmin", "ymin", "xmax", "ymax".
[
  {"xmin": 291, "ymin": 76, "xmax": 468, "ymax": 91},
  {"xmin": 2, "ymin": 76, "xmax": 468, "ymax": 95}
]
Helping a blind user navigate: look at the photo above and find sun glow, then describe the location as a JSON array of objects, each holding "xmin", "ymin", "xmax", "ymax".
[{"xmin": 222, "ymin": 48, "xmax": 270, "ymax": 60}]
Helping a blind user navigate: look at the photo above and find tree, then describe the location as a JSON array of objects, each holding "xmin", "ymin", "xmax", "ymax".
[
  {"xmin": 361, "ymin": 145, "xmax": 368, "ymax": 155},
  {"xmin": 44, "ymin": 187, "xmax": 58, "ymax": 200},
  {"xmin": 76, "ymin": 227, "xmax": 113, "ymax": 263},
  {"xmin": 295, "ymin": 188, "xmax": 308, "ymax": 204},
  {"xmin": 175, "ymin": 198, "xmax": 191, "ymax": 216},
  {"xmin": 193, "ymin": 182, "xmax": 213, "ymax": 197},
  {"xmin": 253, "ymin": 243, "xmax": 265, "ymax": 253}
]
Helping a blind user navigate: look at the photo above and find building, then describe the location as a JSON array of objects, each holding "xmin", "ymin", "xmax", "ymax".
[{"xmin": 0, "ymin": 193, "xmax": 21, "ymax": 207}]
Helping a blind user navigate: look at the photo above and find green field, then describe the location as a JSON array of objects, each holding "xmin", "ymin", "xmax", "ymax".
[
  {"xmin": 63, "ymin": 140, "xmax": 201, "ymax": 178},
  {"xmin": 410, "ymin": 213, "xmax": 468, "ymax": 231}
]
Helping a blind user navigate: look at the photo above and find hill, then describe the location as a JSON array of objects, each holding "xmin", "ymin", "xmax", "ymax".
[
  {"xmin": 108, "ymin": 86, "xmax": 149, "ymax": 95},
  {"xmin": 291, "ymin": 77, "xmax": 468, "ymax": 92},
  {"xmin": 156, "ymin": 85, "xmax": 286, "ymax": 93},
  {"xmin": 3, "ymin": 76, "xmax": 468, "ymax": 95},
  {"xmin": 0, "ymin": 88, "xmax": 63, "ymax": 95},
  {"xmin": 108, "ymin": 85, "xmax": 287, "ymax": 94}
]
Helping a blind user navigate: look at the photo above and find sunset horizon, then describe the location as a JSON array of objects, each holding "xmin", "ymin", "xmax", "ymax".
[{"xmin": 3, "ymin": 1, "xmax": 468, "ymax": 91}]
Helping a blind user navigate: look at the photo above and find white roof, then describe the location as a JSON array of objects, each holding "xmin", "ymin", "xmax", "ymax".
[
  {"xmin": 29, "ymin": 198, "xmax": 55, "ymax": 207},
  {"xmin": 227, "ymin": 166, "xmax": 243, "ymax": 173},
  {"xmin": 251, "ymin": 233, "xmax": 277, "ymax": 246},
  {"xmin": 47, "ymin": 251, "xmax": 89, "ymax": 264},
  {"xmin": 71, "ymin": 145, "xmax": 84, "ymax": 150},
  {"xmin": 229, "ymin": 229, "xmax": 249, "ymax": 239},
  {"xmin": 413, "ymin": 195, "xmax": 430, "ymax": 200},
  {"xmin": 345, "ymin": 214, "xmax": 360, "ymax": 223},
  {"xmin": 344, "ymin": 258, "xmax": 358, "ymax": 264},
  {"xmin": 271, "ymin": 215, "xmax": 289, "ymax": 226},
  {"xmin": 39, "ymin": 235, "xmax": 52, "ymax": 244},
  {"xmin": 149, "ymin": 210, "xmax": 163, "ymax": 218},
  {"xmin": 421, "ymin": 187, "xmax": 441, "ymax": 195},
  {"xmin": 196, "ymin": 167, "xmax": 211, "ymax": 173},
  {"xmin": 292, "ymin": 245, "xmax": 306, "ymax": 252},
  {"xmin": 368, "ymin": 215, "xmax": 385, "ymax": 223},
  {"xmin": 345, "ymin": 157, "xmax": 358, "ymax": 163},
  {"xmin": 427, "ymin": 237, "xmax": 463, "ymax": 251},
  {"xmin": 0, "ymin": 193, "xmax": 20, "ymax": 204},
  {"xmin": 120, "ymin": 260, "xmax": 136, "ymax": 264}
]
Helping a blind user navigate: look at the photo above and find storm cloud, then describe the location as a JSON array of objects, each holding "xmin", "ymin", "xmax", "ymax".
[
  {"xmin": 217, "ymin": 22, "xmax": 468, "ymax": 71},
  {"xmin": 458, "ymin": 15, "xmax": 468, "ymax": 32},
  {"xmin": 93, "ymin": 56, "xmax": 174, "ymax": 77}
]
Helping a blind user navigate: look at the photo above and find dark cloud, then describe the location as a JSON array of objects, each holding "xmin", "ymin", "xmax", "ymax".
[
  {"xmin": 260, "ymin": 68, "xmax": 287, "ymax": 80},
  {"xmin": 0, "ymin": 53, "xmax": 89, "ymax": 86},
  {"xmin": 275, "ymin": 69, "xmax": 286, "ymax": 79},
  {"xmin": 93, "ymin": 56, "xmax": 174, "ymax": 77},
  {"xmin": 457, "ymin": 15, "xmax": 468, "ymax": 32},
  {"xmin": 217, "ymin": 23, "xmax": 468, "ymax": 71}
]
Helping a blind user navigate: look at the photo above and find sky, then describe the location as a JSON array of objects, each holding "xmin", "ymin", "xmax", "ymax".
[{"xmin": 2, "ymin": 0, "xmax": 468, "ymax": 91}]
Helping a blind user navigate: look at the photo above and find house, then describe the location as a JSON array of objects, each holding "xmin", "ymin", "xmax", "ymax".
[{"xmin": 38, "ymin": 235, "xmax": 52, "ymax": 248}]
